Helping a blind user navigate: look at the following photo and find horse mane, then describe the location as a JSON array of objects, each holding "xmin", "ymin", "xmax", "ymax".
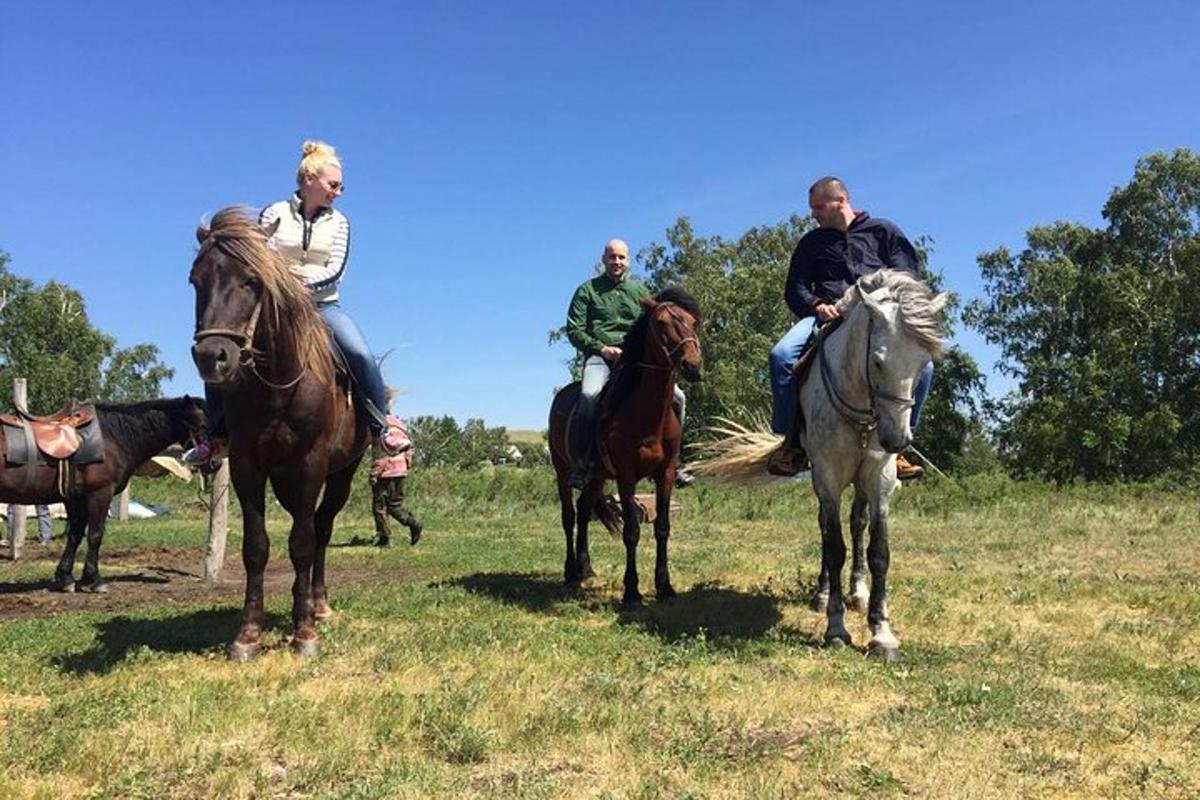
[
  {"xmin": 198, "ymin": 207, "xmax": 334, "ymax": 384},
  {"xmin": 94, "ymin": 397, "xmax": 198, "ymax": 445},
  {"xmin": 606, "ymin": 287, "xmax": 701, "ymax": 412},
  {"xmin": 842, "ymin": 270, "xmax": 946, "ymax": 357}
]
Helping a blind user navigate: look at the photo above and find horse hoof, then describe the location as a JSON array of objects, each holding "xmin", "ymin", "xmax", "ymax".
[
  {"xmin": 77, "ymin": 581, "xmax": 109, "ymax": 594},
  {"xmin": 657, "ymin": 584, "xmax": 677, "ymax": 601},
  {"xmin": 52, "ymin": 580, "xmax": 76, "ymax": 594},
  {"xmin": 810, "ymin": 593, "xmax": 829, "ymax": 613},
  {"xmin": 229, "ymin": 641, "xmax": 262, "ymax": 663},
  {"xmin": 849, "ymin": 595, "xmax": 869, "ymax": 615},
  {"xmin": 868, "ymin": 643, "xmax": 904, "ymax": 663},
  {"xmin": 621, "ymin": 592, "xmax": 644, "ymax": 609},
  {"xmin": 291, "ymin": 636, "xmax": 320, "ymax": 659},
  {"xmin": 314, "ymin": 601, "xmax": 334, "ymax": 621},
  {"xmin": 580, "ymin": 563, "xmax": 596, "ymax": 581},
  {"xmin": 824, "ymin": 632, "xmax": 852, "ymax": 648}
]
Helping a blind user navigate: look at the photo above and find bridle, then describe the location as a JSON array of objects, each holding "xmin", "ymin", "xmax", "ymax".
[
  {"xmin": 639, "ymin": 303, "xmax": 699, "ymax": 371},
  {"xmin": 191, "ymin": 236, "xmax": 308, "ymax": 390},
  {"xmin": 817, "ymin": 315, "xmax": 916, "ymax": 449}
]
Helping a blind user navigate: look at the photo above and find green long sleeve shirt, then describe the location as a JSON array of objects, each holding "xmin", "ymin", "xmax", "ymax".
[{"xmin": 565, "ymin": 274, "xmax": 651, "ymax": 357}]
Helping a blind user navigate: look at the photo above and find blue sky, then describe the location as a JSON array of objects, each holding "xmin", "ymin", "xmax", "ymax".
[{"xmin": 2, "ymin": 2, "xmax": 1197, "ymax": 428}]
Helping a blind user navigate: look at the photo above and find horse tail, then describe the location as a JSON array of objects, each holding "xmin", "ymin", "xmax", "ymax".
[{"xmin": 689, "ymin": 416, "xmax": 784, "ymax": 484}]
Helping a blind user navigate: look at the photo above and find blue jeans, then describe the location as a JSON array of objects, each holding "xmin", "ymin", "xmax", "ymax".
[
  {"xmin": 319, "ymin": 302, "xmax": 388, "ymax": 436},
  {"xmin": 768, "ymin": 319, "xmax": 934, "ymax": 435},
  {"xmin": 203, "ymin": 302, "xmax": 388, "ymax": 438},
  {"xmin": 575, "ymin": 355, "xmax": 687, "ymax": 456},
  {"xmin": 7, "ymin": 504, "xmax": 52, "ymax": 544},
  {"xmin": 768, "ymin": 319, "xmax": 817, "ymax": 435}
]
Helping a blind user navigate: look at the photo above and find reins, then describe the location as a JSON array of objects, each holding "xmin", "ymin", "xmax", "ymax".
[
  {"xmin": 816, "ymin": 314, "xmax": 916, "ymax": 449},
  {"xmin": 636, "ymin": 303, "xmax": 698, "ymax": 371}
]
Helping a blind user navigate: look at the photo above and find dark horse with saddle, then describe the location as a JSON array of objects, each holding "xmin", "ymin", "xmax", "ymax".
[
  {"xmin": 0, "ymin": 396, "xmax": 207, "ymax": 591},
  {"xmin": 549, "ymin": 288, "xmax": 703, "ymax": 606}
]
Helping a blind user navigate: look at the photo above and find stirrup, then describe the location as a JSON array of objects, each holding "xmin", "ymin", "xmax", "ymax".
[{"xmin": 767, "ymin": 442, "xmax": 808, "ymax": 477}]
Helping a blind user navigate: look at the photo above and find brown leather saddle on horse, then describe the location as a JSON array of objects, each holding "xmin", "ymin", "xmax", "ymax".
[{"xmin": 0, "ymin": 401, "xmax": 105, "ymax": 468}]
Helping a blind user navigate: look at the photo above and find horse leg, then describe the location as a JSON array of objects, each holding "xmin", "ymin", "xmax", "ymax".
[
  {"xmin": 617, "ymin": 476, "xmax": 642, "ymax": 607},
  {"xmin": 652, "ymin": 471, "xmax": 676, "ymax": 600},
  {"xmin": 815, "ymin": 478, "xmax": 851, "ymax": 647},
  {"xmin": 848, "ymin": 488, "xmax": 870, "ymax": 614},
  {"xmin": 76, "ymin": 489, "xmax": 114, "ymax": 593},
  {"xmin": 312, "ymin": 463, "xmax": 357, "ymax": 620},
  {"xmin": 230, "ymin": 470, "xmax": 269, "ymax": 662},
  {"xmin": 272, "ymin": 472, "xmax": 324, "ymax": 659},
  {"xmin": 558, "ymin": 468, "xmax": 579, "ymax": 584},
  {"xmin": 52, "ymin": 497, "xmax": 88, "ymax": 592},
  {"xmin": 574, "ymin": 480, "xmax": 601, "ymax": 583},
  {"xmin": 866, "ymin": 488, "xmax": 902, "ymax": 662}
]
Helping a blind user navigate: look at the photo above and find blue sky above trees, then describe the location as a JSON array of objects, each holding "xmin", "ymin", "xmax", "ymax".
[{"xmin": 2, "ymin": 1, "xmax": 1196, "ymax": 427}]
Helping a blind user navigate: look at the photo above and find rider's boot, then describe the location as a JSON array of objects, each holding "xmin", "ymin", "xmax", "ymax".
[
  {"xmin": 895, "ymin": 453, "xmax": 925, "ymax": 481},
  {"xmin": 767, "ymin": 407, "xmax": 809, "ymax": 477}
]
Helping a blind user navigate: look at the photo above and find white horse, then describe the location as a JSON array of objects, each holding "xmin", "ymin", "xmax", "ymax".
[{"xmin": 697, "ymin": 269, "xmax": 948, "ymax": 662}]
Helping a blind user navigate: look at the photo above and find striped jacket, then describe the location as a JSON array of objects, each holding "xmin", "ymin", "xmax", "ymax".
[{"xmin": 260, "ymin": 193, "xmax": 350, "ymax": 304}]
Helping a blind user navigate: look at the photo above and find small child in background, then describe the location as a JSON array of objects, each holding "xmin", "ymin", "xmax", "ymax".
[{"xmin": 370, "ymin": 412, "xmax": 423, "ymax": 547}]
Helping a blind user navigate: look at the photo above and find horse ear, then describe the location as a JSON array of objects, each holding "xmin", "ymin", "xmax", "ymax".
[
  {"xmin": 859, "ymin": 286, "xmax": 887, "ymax": 317},
  {"xmin": 262, "ymin": 217, "xmax": 281, "ymax": 238},
  {"xmin": 639, "ymin": 296, "xmax": 659, "ymax": 310},
  {"xmin": 195, "ymin": 225, "xmax": 209, "ymax": 244}
]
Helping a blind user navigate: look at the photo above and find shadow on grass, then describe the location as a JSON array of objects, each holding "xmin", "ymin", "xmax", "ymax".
[
  {"xmin": 52, "ymin": 607, "xmax": 289, "ymax": 676},
  {"xmin": 616, "ymin": 581, "xmax": 786, "ymax": 645},
  {"xmin": 446, "ymin": 571, "xmax": 567, "ymax": 614},
  {"xmin": 0, "ymin": 571, "xmax": 173, "ymax": 595}
]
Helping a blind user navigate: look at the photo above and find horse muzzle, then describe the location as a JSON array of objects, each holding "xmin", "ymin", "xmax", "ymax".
[
  {"xmin": 680, "ymin": 360, "xmax": 702, "ymax": 383},
  {"xmin": 192, "ymin": 337, "xmax": 242, "ymax": 386},
  {"xmin": 879, "ymin": 431, "xmax": 912, "ymax": 455}
]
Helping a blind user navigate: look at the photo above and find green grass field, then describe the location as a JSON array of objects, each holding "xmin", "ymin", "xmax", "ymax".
[{"xmin": 1, "ymin": 470, "xmax": 1197, "ymax": 799}]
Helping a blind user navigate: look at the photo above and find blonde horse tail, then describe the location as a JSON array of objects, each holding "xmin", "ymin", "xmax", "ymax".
[{"xmin": 689, "ymin": 416, "xmax": 786, "ymax": 484}]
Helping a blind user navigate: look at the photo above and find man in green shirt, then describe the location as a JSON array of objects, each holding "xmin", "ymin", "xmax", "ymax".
[{"xmin": 565, "ymin": 239, "xmax": 694, "ymax": 489}]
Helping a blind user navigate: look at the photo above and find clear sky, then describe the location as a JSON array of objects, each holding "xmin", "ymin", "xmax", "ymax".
[{"xmin": 2, "ymin": 2, "xmax": 1197, "ymax": 428}]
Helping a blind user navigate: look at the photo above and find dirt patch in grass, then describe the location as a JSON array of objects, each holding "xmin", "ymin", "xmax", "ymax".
[{"xmin": 0, "ymin": 542, "xmax": 419, "ymax": 622}]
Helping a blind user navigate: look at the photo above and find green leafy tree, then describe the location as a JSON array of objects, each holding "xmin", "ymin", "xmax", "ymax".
[
  {"xmin": 0, "ymin": 252, "xmax": 173, "ymax": 410},
  {"xmin": 408, "ymin": 415, "xmax": 513, "ymax": 469},
  {"xmin": 964, "ymin": 149, "xmax": 1200, "ymax": 481}
]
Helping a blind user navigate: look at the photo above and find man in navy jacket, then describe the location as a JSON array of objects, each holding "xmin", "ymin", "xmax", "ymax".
[{"xmin": 768, "ymin": 177, "xmax": 933, "ymax": 479}]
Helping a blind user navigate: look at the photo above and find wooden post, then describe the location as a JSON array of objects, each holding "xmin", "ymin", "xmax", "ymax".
[
  {"xmin": 8, "ymin": 379, "xmax": 28, "ymax": 560},
  {"xmin": 202, "ymin": 459, "xmax": 230, "ymax": 581},
  {"xmin": 117, "ymin": 486, "xmax": 130, "ymax": 520}
]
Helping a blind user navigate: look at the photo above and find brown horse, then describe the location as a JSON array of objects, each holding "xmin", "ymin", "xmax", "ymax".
[
  {"xmin": 190, "ymin": 208, "xmax": 369, "ymax": 661},
  {"xmin": 0, "ymin": 397, "xmax": 207, "ymax": 592},
  {"xmin": 548, "ymin": 288, "xmax": 702, "ymax": 606}
]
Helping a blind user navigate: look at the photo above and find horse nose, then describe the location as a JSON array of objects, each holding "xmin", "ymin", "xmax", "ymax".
[
  {"xmin": 192, "ymin": 339, "xmax": 239, "ymax": 385},
  {"xmin": 681, "ymin": 361, "xmax": 702, "ymax": 382}
]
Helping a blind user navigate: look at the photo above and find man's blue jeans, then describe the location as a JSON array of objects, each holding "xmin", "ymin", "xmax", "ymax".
[
  {"xmin": 7, "ymin": 504, "xmax": 52, "ymax": 545},
  {"xmin": 768, "ymin": 318, "xmax": 934, "ymax": 436},
  {"xmin": 203, "ymin": 301, "xmax": 389, "ymax": 438},
  {"xmin": 575, "ymin": 355, "xmax": 687, "ymax": 456}
]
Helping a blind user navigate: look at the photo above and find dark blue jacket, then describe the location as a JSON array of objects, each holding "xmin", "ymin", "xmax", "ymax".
[{"xmin": 784, "ymin": 212, "xmax": 920, "ymax": 318}]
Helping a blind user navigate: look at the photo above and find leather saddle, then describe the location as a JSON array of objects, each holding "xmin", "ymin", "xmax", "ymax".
[
  {"xmin": 789, "ymin": 317, "xmax": 845, "ymax": 385},
  {"xmin": 1, "ymin": 401, "xmax": 101, "ymax": 463}
]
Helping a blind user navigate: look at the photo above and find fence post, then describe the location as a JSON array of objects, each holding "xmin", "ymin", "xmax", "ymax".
[
  {"xmin": 7, "ymin": 378, "xmax": 28, "ymax": 560},
  {"xmin": 202, "ymin": 459, "xmax": 230, "ymax": 581},
  {"xmin": 117, "ymin": 486, "xmax": 130, "ymax": 520}
]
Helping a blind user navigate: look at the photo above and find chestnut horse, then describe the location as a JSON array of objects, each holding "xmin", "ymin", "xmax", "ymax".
[
  {"xmin": 190, "ymin": 208, "xmax": 369, "ymax": 661},
  {"xmin": 548, "ymin": 288, "xmax": 702, "ymax": 606},
  {"xmin": 0, "ymin": 397, "xmax": 207, "ymax": 592}
]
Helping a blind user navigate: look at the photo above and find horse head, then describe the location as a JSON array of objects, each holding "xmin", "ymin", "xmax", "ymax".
[
  {"xmin": 176, "ymin": 394, "xmax": 210, "ymax": 449},
  {"xmin": 853, "ymin": 271, "xmax": 949, "ymax": 453},
  {"xmin": 190, "ymin": 211, "xmax": 281, "ymax": 386},
  {"xmin": 639, "ymin": 288, "xmax": 703, "ymax": 382}
]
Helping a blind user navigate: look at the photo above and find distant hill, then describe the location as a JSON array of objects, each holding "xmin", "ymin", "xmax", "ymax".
[{"xmin": 507, "ymin": 429, "xmax": 546, "ymax": 445}]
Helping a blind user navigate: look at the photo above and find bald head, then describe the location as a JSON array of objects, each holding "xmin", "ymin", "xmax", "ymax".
[
  {"xmin": 603, "ymin": 239, "xmax": 631, "ymax": 281},
  {"xmin": 808, "ymin": 176, "xmax": 855, "ymax": 231}
]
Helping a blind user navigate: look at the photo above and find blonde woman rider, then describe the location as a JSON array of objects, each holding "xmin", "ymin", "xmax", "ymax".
[{"xmin": 186, "ymin": 140, "xmax": 401, "ymax": 471}]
